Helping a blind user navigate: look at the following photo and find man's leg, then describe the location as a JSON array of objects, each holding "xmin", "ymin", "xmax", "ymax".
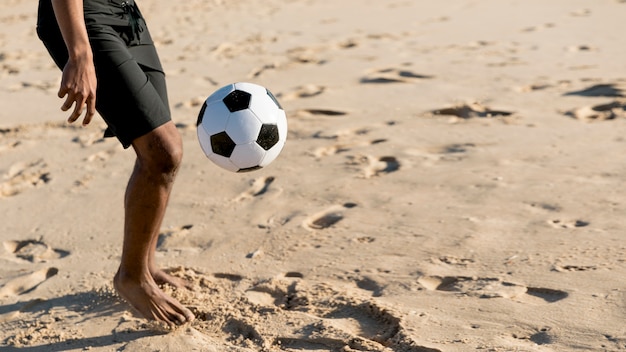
[{"xmin": 113, "ymin": 121, "xmax": 194, "ymax": 326}]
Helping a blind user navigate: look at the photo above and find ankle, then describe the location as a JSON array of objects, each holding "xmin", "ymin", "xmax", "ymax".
[{"xmin": 115, "ymin": 266, "xmax": 151, "ymax": 286}]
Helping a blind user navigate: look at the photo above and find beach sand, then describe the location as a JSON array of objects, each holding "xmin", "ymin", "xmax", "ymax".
[{"xmin": 1, "ymin": 0, "xmax": 625, "ymax": 351}]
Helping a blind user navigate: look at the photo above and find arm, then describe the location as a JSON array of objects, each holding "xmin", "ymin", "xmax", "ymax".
[{"xmin": 51, "ymin": 0, "xmax": 96, "ymax": 125}]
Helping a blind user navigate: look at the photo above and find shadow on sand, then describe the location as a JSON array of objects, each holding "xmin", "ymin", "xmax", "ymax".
[{"xmin": 0, "ymin": 290, "xmax": 163, "ymax": 351}]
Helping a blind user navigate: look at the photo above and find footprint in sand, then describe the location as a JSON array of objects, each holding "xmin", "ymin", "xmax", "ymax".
[
  {"xmin": 244, "ymin": 274, "xmax": 300, "ymax": 307},
  {"xmin": 364, "ymin": 156, "xmax": 400, "ymax": 178},
  {"xmin": 506, "ymin": 325, "xmax": 559, "ymax": 348},
  {"xmin": 360, "ymin": 67, "xmax": 433, "ymax": 84},
  {"xmin": 408, "ymin": 142, "xmax": 480, "ymax": 166},
  {"xmin": 548, "ymin": 219, "xmax": 590, "ymax": 229},
  {"xmin": 312, "ymin": 143, "xmax": 352, "ymax": 158},
  {"xmin": 234, "ymin": 176, "xmax": 277, "ymax": 202},
  {"xmin": 430, "ymin": 102, "xmax": 513, "ymax": 119},
  {"xmin": 3, "ymin": 239, "xmax": 70, "ymax": 263},
  {"xmin": 213, "ymin": 272, "xmax": 245, "ymax": 282},
  {"xmin": 354, "ymin": 276, "xmax": 387, "ymax": 297},
  {"xmin": 346, "ymin": 155, "xmax": 400, "ymax": 178},
  {"xmin": 0, "ymin": 140, "xmax": 20, "ymax": 154},
  {"xmin": 240, "ymin": 288, "xmax": 272, "ymax": 309},
  {"xmin": 86, "ymin": 149, "xmax": 116, "ymax": 163},
  {"xmin": 0, "ymin": 159, "xmax": 51, "ymax": 197},
  {"xmin": 520, "ymin": 23, "xmax": 555, "ymax": 33},
  {"xmin": 278, "ymin": 84, "xmax": 326, "ymax": 101},
  {"xmin": 564, "ymin": 83, "xmax": 625, "ymax": 98},
  {"xmin": 156, "ymin": 224, "xmax": 206, "ymax": 252},
  {"xmin": 72, "ymin": 132, "xmax": 106, "ymax": 147},
  {"xmin": 419, "ymin": 143, "xmax": 478, "ymax": 163},
  {"xmin": 9, "ymin": 80, "xmax": 57, "ymax": 93},
  {"xmin": 434, "ymin": 143, "xmax": 476, "ymax": 154},
  {"xmin": 312, "ymin": 138, "xmax": 387, "ymax": 159},
  {"xmin": 566, "ymin": 44, "xmax": 596, "ymax": 53},
  {"xmin": 0, "ymin": 267, "xmax": 59, "ymax": 298},
  {"xmin": 274, "ymin": 302, "xmax": 406, "ymax": 351},
  {"xmin": 286, "ymin": 45, "xmax": 327, "ymax": 65},
  {"xmin": 552, "ymin": 264, "xmax": 598, "ymax": 273},
  {"xmin": 570, "ymin": 8, "xmax": 592, "ymax": 17},
  {"xmin": 435, "ymin": 255, "xmax": 475, "ymax": 267},
  {"xmin": 564, "ymin": 101, "xmax": 626, "ymax": 121},
  {"xmin": 303, "ymin": 202, "xmax": 358, "ymax": 230},
  {"xmin": 71, "ymin": 173, "xmax": 95, "ymax": 191},
  {"xmin": 247, "ymin": 62, "xmax": 281, "ymax": 79},
  {"xmin": 417, "ymin": 275, "xmax": 568, "ymax": 303},
  {"xmin": 524, "ymin": 287, "xmax": 570, "ymax": 303},
  {"xmin": 294, "ymin": 108, "xmax": 348, "ymax": 118},
  {"xmin": 418, "ymin": 276, "xmax": 525, "ymax": 299},
  {"xmin": 515, "ymin": 83, "xmax": 552, "ymax": 93},
  {"xmin": 243, "ymin": 278, "xmax": 439, "ymax": 352},
  {"xmin": 526, "ymin": 202, "xmax": 562, "ymax": 213},
  {"xmin": 175, "ymin": 95, "xmax": 207, "ymax": 110}
]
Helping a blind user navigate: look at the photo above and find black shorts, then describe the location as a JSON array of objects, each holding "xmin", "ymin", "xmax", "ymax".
[{"xmin": 37, "ymin": 0, "xmax": 171, "ymax": 148}]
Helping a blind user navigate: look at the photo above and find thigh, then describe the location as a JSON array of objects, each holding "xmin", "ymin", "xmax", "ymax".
[{"xmin": 88, "ymin": 27, "xmax": 172, "ymax": 148}]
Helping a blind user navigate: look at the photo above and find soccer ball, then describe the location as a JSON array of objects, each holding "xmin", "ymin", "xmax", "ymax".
[{"xmin": 196, "ymin": 82, "xmax": 287, "ymax": 172}]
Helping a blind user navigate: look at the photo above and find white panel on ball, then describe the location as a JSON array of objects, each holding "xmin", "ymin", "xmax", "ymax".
[
  {"xmin": 226, "ymin": 110, "xmax": 262, "ymax": 145},
  {"xmin": 200, "ymin": 102, "xmax": 232, "ymax": 136},
  {"xmin": 206, "ymin": 84, "xmax": 235, "ymax": 105},
  {"xmin": 259, "ymin": 143, "xmax": 282, "ymax": 167},
  {"xmin": 196, "ymin": 123, "xmax": 214, "ymax": 157},
  {"xmin": 249, "ymin": 94, "xmax": 280, "ymax": 124},
  {"xmin": 208, "ymin": 153, "xmax": 239, "ymax": 173},
  {"xmin": 234, "ymin": 82, "xmax": 267, "ymax": 97},
  {"xmin": 230, "ymin": 143, "xmax": 265, "ymax": 169}
]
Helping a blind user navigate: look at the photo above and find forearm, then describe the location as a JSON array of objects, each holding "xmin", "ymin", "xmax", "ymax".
[{"xmin": 51, "ymin": 0, "xmax": 92, "ymax": 60}]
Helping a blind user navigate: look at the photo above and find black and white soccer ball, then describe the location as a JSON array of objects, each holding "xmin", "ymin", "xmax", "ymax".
[{"xmin": 196, "ymin": 82, "xmax": 287, "ymax": 172}]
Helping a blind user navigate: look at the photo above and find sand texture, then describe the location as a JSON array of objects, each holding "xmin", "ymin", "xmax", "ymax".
[{"xmin": 1, "ymin": 0, "xmax": 625, "ymax": 351}]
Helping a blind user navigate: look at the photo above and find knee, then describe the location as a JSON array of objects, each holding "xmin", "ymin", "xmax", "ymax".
[
  {"xmin": 135, "ymin": 133, "xmax": 183, "ymax": 179},
  {"xmin": 152, "ymin": 140, "xmax": 183, "ymax": 177},
  {"xmin": 156, "ymin": 141, "xmax": 183, "ymax": 176}
]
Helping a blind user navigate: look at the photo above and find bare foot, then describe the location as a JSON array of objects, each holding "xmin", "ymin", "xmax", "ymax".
[
  {"xmin": 151, "ymin": 268, "xmax": 195, "ymax": 291},
  {"xmin": 114, "ymin": 269, "xmax": 195, "ymax": 327}
]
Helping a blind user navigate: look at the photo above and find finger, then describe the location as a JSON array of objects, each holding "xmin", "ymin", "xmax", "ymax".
[
  {"xmin": 82, "ymin": 112, "xmax": 94, "ymax": 126},
  {"xmin": 82, "ymin": 97, "xmax": 96, "ymax": 126},
  {"xmin": 68, "ymin": 98, "xmax": 85, "ymax": 124},
  {"xmin": 61, "ymin": 95, "xmax": 74, "ymax": 112},
  {"xmin": 57, "ymin": 85, "xmax": 67, "ymax": 99},
  {"xmin": 67, "ymin": 110, "xmax": 81, "ymax": 124}
]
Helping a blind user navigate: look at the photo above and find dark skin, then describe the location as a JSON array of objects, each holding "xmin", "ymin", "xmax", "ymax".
[{"xmin": 51, "ymin": 0, "xmax": 194, "ymax": 327}]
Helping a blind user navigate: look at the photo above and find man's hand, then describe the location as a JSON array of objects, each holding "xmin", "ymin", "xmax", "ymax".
[
  {"xmin": 51, "ymin": 0, "xmax": 97, "ymax": 126},
  {"xmin": 59, "ymin": 55, "xmax": 97, "ymax": 125}
]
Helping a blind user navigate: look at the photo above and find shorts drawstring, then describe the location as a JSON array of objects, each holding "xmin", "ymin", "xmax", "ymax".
[{"xmin": 120, "ymin": 1, "xmax": 144, "ymax": 42}]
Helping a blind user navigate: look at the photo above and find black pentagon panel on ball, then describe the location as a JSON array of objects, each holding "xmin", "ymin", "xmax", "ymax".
[
  {"xmin": 266, "ymin": 89, "xmax": 283, "ymax": 109},
  {"xmin": 223, "ymin": 90, "xmax": 252, "ymax": 112},
  {"xmin": 256, "ymin": 124, "xmax": 279, "ymax": 150},
  {"xmin": 196, "ymin": 101, "xmax": 207, "ymax": 126},
  {"xmin": 210, "ymin": 131, "xmax": 236, "ymax": 157}
]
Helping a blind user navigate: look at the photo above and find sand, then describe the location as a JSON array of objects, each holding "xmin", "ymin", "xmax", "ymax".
[{"xmin": 1, "ymin": 0, "xmax": 625, "ymax": 351}]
